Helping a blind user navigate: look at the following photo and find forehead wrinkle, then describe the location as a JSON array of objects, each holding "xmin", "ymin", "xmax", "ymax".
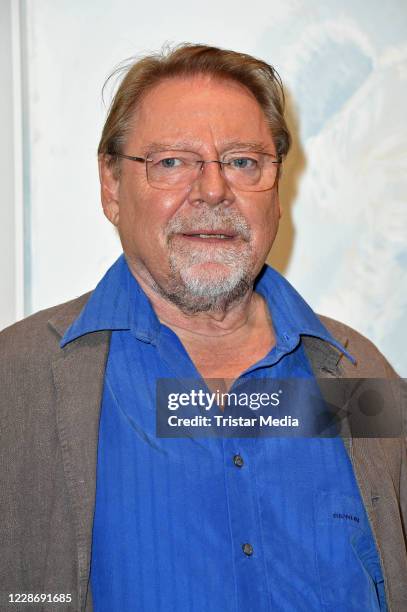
[
  {"xmin": 219, "ymin": 140, "xmax": 272, "ymax": 153},
  {"xmin": 142, "ymin": 140, "xmax": 202, "ymax": 154}
]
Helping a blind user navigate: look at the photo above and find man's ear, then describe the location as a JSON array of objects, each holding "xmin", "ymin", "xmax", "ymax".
[{"xmin": 99, "ymin": 155, "xmax": 120, "ymax": 227}]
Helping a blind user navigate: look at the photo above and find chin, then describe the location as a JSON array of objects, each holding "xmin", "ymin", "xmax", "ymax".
[
  {"xmin": 180, "ymin": 262, "xmax": 249, "ymax": 299},
  {"xmin": 184, "ymin": 260, "xmax": 232, "ymax": 278},
  {"xmin": 165, "ymin": 244, "xmax": 256, "ymax": 311},
  {"xmin": 160, "ymin": 260, "xmax": 253, "ymax": 313}
]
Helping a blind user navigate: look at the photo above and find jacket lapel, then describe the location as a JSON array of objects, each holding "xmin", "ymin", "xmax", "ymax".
[
  {"xmin": 49, "ymin": 301, "xmax": 110, "ymax": 610},
  {"xmin": 302, "ymin": 334, "xmax": 354, "ymax": 447}
]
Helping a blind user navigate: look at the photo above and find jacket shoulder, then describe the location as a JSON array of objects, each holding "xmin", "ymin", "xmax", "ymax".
[
  {"xmin": 318, "ymin": 314, "xmax": 398, "ymax": 378},
  {"xmin": 0, "ymin": 292, "xmax": 92, "ymax": 361}
]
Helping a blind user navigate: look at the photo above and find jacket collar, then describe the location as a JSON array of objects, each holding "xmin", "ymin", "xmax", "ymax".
[{"xmin": 48, "ymin": 292, "xmax": 92, "ymax": 338}]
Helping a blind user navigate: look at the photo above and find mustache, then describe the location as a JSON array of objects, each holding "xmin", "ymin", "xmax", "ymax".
[{"xmin": 165, "ymin": 209, "xmax": 252, "ymax": 241}]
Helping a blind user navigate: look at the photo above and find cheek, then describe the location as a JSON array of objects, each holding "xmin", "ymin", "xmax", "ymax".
[
  {"xmin": 245, "ymin": 195, "xmax": 280, "ymax": 249},
  {"xmin": 118, "ymin": 178, "xmax": 185, "ymax": 247}
]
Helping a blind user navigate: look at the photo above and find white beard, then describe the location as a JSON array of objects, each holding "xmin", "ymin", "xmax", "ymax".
[
  {"xmin": 172, "ymin": 238, "xmax": 252, "ymax": 297},
  {"xmin": 161, "ymin": 207, "xmax": 255, "ymax": 313}
]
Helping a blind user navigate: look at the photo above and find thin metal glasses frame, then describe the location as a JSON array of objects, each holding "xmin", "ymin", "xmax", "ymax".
[{"xmin": 114, "ymin": 151, "xmax": 282, "ymax": 191}]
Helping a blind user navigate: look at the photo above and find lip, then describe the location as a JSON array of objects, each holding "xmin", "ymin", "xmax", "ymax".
[
  {"xmin": 179, "ymin": 236, "xmax": 236, "ymax": 245},
  {"xmin": 183, "ymin": 229, "xmax": 236, "ymax": 236},
  {"xmin": 178, "ymin": 236, "xmax": 237, "ymax": 246},
  {"xmin": 179, "ymin": 229, "xmax": 238, "ymax": 242}
]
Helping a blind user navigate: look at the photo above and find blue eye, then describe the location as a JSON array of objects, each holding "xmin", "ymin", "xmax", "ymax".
[
  {"xmin": 230, "ymin": 157, "xmax": 257, "ymax": 169},
  {"xmin": 160, "ymin": 158, "xmax": 182, "ymax": 168}
]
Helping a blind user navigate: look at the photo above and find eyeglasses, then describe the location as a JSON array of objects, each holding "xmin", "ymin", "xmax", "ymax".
[{"xmin": 115, "ymin": 150, "xmax": 281, "ymax": 192}]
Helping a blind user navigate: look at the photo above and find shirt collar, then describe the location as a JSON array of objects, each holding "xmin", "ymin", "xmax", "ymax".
[
  {"xmin": 254, "ymin": 265, "xmax": 354, "ymax": 363},
  {"xmin": 61, "ymin": 254, "xmax": 161, "ymax": 347},
  {"xmin": 61, "ymin": 254, "xmax": 355, "ymax": 363}
]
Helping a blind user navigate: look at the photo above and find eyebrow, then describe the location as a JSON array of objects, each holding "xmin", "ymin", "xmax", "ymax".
[
  {"xmin": 220, "ymin": 140, "xmax": 271, "ymax": 153},
  {"xmin": 144, "ymin": 141, "xmax": 200, "ymax": 153},
  {"xmin": 143, "ymin": 140, "xmax": 273, "ymax": 154}
]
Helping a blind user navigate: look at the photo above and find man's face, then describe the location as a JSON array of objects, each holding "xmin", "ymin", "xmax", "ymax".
[{"xmin": 100, "ymin": 74, "xmax": 282, "ymax": 312}]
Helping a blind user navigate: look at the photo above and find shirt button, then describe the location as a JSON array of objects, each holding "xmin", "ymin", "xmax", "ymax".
[
  {"xmin": 242, "ymin": 543, "xmax": 254, "ymax": 556},
  {"xmin": 233, "ymin": 454, "xmax": 244, "ymax": 468}
]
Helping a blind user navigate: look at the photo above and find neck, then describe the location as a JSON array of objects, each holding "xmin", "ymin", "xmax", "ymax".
[{"xmin": 126, "ymin": 257, "xmax": 260, "ymax": 339}]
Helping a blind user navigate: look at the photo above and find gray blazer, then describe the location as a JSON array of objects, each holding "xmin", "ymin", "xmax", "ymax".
[{"xmin": 1, "ymin": 293, "xmax": 406, "ymax": 611}]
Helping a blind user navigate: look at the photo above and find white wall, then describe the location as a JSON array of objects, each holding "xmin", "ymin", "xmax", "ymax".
[
  {"xmin": 4, "ymin": 0, "xmax": 407, "ymax": 374},
  {"xmin": 0, "ymin": 0, "xmax": 24, "ymax": 329}
]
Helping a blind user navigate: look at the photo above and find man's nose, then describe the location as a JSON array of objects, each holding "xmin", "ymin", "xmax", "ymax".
[{"xmin": 188, "ymin": 160, "xmax": 235, "ymax": 206}]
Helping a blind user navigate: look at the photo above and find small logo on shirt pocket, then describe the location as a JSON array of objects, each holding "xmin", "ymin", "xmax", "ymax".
[
  {"xmin": 332, "ymin": 512, "xmax": 360, "ymax": 523},
  {"xmin": 315, "ymin": 491, "xmax": 379, "ymax": 609}
]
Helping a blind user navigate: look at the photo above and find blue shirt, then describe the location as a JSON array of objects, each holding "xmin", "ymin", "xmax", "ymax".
[{"xmin": 61, "ymin": 255, "xmax": 386, "ymax": 612}]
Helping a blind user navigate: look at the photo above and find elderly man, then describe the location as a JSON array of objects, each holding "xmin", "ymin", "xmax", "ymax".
[{"xmin": 1, "ymin": 44, "xmax": 406, "ymax": 612}]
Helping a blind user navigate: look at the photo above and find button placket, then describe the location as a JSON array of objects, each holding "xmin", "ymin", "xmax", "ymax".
[{"xmin": 222, "ymin": 438, "xmax": 269, "ymax": 609}]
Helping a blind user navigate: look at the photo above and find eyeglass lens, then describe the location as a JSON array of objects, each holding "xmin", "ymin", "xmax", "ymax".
[{"xmin": 145, "ymin": 151, "xmax": 279, "ymax": 191}]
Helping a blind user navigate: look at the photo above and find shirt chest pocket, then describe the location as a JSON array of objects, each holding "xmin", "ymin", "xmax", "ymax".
[{"xmin": 314, "ymin": 491, "xmax": 384, "ymax": 611}]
